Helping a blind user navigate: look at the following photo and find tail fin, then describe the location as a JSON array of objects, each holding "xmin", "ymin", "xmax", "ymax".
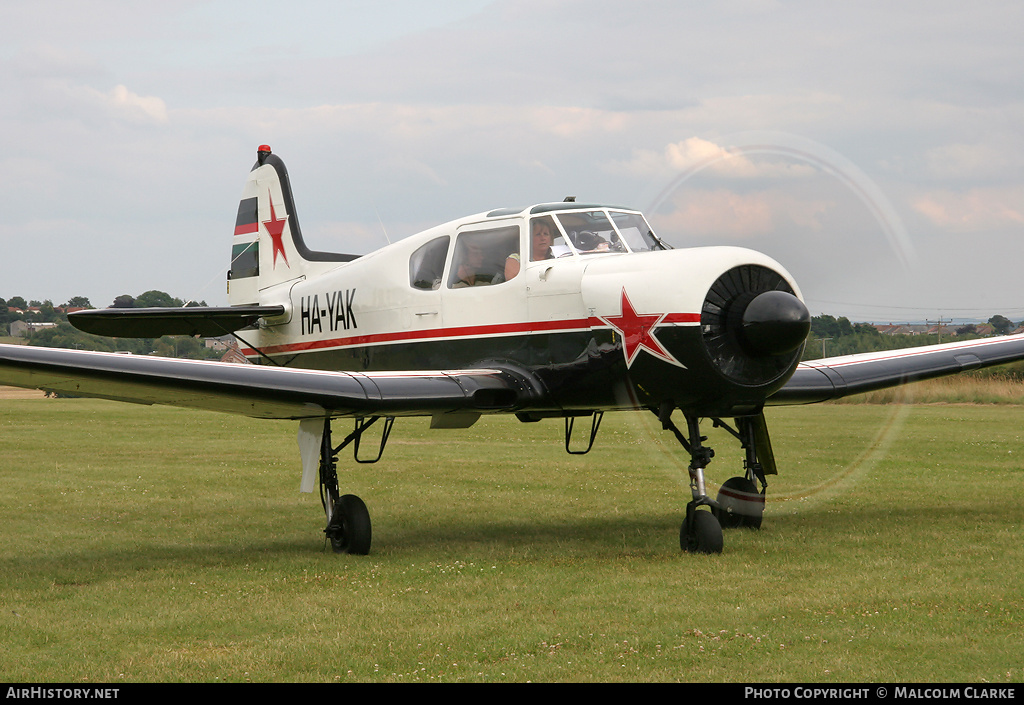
[{"xmin": 228, "ymin": 145, "xmax": 357, "ymax": 306}]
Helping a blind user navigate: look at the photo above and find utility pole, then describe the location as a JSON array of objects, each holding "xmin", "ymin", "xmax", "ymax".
[
  {"xmin": 927, "ymin": 316, "xmax": 946, "ymax": 343},
  {"xmin": 816, "ymin": 337, "xmax": 833, "ymax": 358}
]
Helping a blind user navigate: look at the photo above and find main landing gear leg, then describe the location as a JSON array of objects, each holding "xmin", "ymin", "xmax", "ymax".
[
  {"xmin": 713, "ymin": 416, "xmax": 767, "ymax": 530},
  {"xmin": 659, "ymin": 406, "xmax": 724, "ymax": 555},
  {"xmin": 319, "ymin": 418, "xmax": 372, "ymax": 555}
]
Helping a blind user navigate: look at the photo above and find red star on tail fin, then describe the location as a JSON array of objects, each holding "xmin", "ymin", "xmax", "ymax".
[{"xmin": 262, "ymin": 192, "xmax": 290, "ymax": 269}]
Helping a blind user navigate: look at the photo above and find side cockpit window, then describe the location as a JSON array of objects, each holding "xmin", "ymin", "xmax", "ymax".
[
  {"xmin": 448, "ymin": 226, "xmax": 520, "ymax": 289},
  {"xmin": 409, "ymin": 236, "xmax": 450, "ymax": 290}
]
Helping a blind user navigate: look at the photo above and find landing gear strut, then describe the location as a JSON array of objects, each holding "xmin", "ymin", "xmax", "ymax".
[
  {"xmin": 317, "ymin": 417, "xmax": 392, "ymax": 554},
  {"xmin": 659, "ymin": 406, "xmax": 723, "ymax": 554}
]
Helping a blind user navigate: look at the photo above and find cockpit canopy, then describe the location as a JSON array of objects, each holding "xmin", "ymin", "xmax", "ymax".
[
  {"xmin": 409, "ymin": 206, "xmax": 668, "ymax": 291},
  {"xmin": 532, "ymin": 207, "xmax": 668, "ymax": 257}
]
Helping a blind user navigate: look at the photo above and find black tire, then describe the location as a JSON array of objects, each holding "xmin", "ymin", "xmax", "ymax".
[
  {"xmin": 328, "ymin": 494, "xmax": 372, "ymax": 555},
  {"xmin": 681, "ymin": 510, "xmax": 724, "ymax": 554},
  {"xmin": 715, "ymin": 476, "xmax": 764, "ymax": 530}
]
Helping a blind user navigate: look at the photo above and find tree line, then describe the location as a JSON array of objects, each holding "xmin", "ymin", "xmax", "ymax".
[{"xmin": 2, "ymin": 290, "xmax": 221, "ymax": 360}]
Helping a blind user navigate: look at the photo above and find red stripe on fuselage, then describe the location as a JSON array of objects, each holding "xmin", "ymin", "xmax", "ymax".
[
  {"xmin": 242, "ymin": 313, "xmax": 701, "ymax": 358},
  {"xmin": 663, "ymin": 313, "xmax": 703, "ymax": 324}
]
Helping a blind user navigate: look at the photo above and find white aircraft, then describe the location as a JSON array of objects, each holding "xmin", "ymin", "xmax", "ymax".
[{"xmin": 3, "ymin": 145, "xmax": 1023, "ymax": 555}]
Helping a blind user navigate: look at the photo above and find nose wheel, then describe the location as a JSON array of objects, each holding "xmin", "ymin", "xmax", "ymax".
[
  {"xmin": 659, "ymin": 405, "xmax": 726, "ymax": 554},
  {"xmin": 681, "ymin": 507, "xmax": 724, "ymax": 554}
]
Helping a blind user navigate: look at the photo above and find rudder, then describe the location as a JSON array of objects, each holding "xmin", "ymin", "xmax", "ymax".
[{"xmin": 228, "ymin": 145, "xmax": 357, "ymax": 306}]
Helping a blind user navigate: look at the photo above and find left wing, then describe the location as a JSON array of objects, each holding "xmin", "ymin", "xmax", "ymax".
[
  {"xmin": 0, "ymin": 343, "xmax": 526, "ymax": 420},
  {"xmin": 769, "ymin": 333, "xmax": 1024, "ymax": 405}
]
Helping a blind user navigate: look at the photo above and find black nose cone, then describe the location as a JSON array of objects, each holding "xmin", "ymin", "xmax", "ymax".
[{"xmin": 741, "ymin": 290, "xmax": 811, "ymax": 356}]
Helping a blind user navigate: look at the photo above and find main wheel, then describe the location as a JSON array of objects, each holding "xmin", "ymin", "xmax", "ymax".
[
  {"xmin": 715, "ymin": 476, "xmax": 764, "ymax": 529},
  {"xmin": 327, "ymin": 494, "xmax": 372, "ymax": 555},
  {"xmin": 681, "ymin": 510, "xmax": 724, "ymax": 554}
]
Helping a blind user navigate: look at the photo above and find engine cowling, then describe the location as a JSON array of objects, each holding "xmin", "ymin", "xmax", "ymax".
[
  {"xmin": 700, "ymin": 264, "xmax": 810, "ymax": 387},
  {"xmin": 577, "ymin": 247, "xmax": 811, "ymax": 416}
]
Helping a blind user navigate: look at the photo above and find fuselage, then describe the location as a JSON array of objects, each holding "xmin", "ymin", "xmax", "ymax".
[{"xmin": 235, "ymin": 202, "xmax": 808, "ymax": 418}]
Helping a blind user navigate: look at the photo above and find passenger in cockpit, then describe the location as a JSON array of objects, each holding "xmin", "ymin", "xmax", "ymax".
[{"xmin": 453, "ymin": 241, "xmax": 491, "ymax": 287}]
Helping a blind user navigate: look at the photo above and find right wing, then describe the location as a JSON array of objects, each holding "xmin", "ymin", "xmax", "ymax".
[{"xmin": 769, "ymin": 333, "xmax": 1024, "ymax": 405}]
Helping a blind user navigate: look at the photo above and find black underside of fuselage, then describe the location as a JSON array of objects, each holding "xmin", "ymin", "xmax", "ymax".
[{"xmin": 263, "ymin": 326, "xmax": 796, "ymax": 418}]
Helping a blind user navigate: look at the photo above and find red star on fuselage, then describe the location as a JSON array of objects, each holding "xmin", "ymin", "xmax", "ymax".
[
  {"xmin": 600, "ymin": 289, "xmax": 682, "ymax": 368},
  {"xmin": 262, "ymin": 192, "xmax": 290, "ymax": 269}
]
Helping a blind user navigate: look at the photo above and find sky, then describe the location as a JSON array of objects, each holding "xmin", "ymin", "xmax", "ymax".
[{"xmin": 2, "ymin": 0, "xmax": 1022, "ymax": 323}]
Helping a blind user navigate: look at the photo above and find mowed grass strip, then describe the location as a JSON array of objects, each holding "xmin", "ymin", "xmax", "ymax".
[{"xmin": 1, "ymin": 398, "xmax": 1021, "ymax": 682}]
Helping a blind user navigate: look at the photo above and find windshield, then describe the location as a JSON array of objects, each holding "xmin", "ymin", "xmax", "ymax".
[
  {"xmin": 550, "ymin": 209, "xmax": 667, "ymax": 256},
  {"xmin": 609, "ymin": 211, "xmax": 666, "ymax": 252}
]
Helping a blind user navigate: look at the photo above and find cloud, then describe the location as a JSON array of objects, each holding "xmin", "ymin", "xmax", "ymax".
[
  {"xmin": 913, "ymin": 186, "xmax": 1024, "ymax": 231},
  {"xmin": 923, "ymin": 141, "xmax": 1020, "ymax": 181},
  {"xmin": 651, "ymin": 187, "xmax": 832, "ymax": 240},
  {"xmin": 527, "ymin": 107, "xmax": 630, "ymax": 138},
  {"xmin": 15, "ymin": 77, "xmax": 169, "ymax": 126},
  {"xmin": 5, "ymin": 44, "xmax": 167, "ymax": 126},
  {"xmin": 615, "ymin": 137, "xmax": 818, "ymax": 182},
  {"xmin": 10, "ymin": 43, "xmax": 104, "ymax": 80},
  {"xmin": 107, "ymin": 84, "xmax": 168, "ymax": 123},
  {"xmin": 76, "ymin": 84, "xmax": 169, "ymax": 124}
]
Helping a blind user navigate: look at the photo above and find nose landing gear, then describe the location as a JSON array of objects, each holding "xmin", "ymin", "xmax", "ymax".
[
  {"xmin": 658, "ymin": 406, "xmax": 772, "ymax": 554},
  {"xmin": 658, "ymin": 406, "xmax": 723, "ymax": 554}
]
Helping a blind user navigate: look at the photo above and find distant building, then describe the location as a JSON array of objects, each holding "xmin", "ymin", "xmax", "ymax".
[
  {"xmin": 873, "ymin": 323, "xmax": 955, "ymax": 337},
  {"xmin": 204, "ymin": 336, "xmax": 231, "ymax": 351},
  {"xmin": 9, "ymin": 321, "xmax": 57, "ymax": 337},
  {"xmin": 219, "ymin": 339, "xmax": 250, "ymax": 364}
]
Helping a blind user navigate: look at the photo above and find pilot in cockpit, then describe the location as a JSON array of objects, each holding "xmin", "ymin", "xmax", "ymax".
[{"xmin": 504, "ymin": 218, "xmax": 556, "ymax": 280}]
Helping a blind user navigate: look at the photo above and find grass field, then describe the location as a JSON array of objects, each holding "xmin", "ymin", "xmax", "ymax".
[{"xmin": 1, "ymin": 396, "xmax": 1022, "ymax": 682}]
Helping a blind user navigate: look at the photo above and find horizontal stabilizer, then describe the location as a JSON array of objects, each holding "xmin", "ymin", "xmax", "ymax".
[{"xmin": 69, "ymin": 306, "xmax": 285, "ymax": 338}]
